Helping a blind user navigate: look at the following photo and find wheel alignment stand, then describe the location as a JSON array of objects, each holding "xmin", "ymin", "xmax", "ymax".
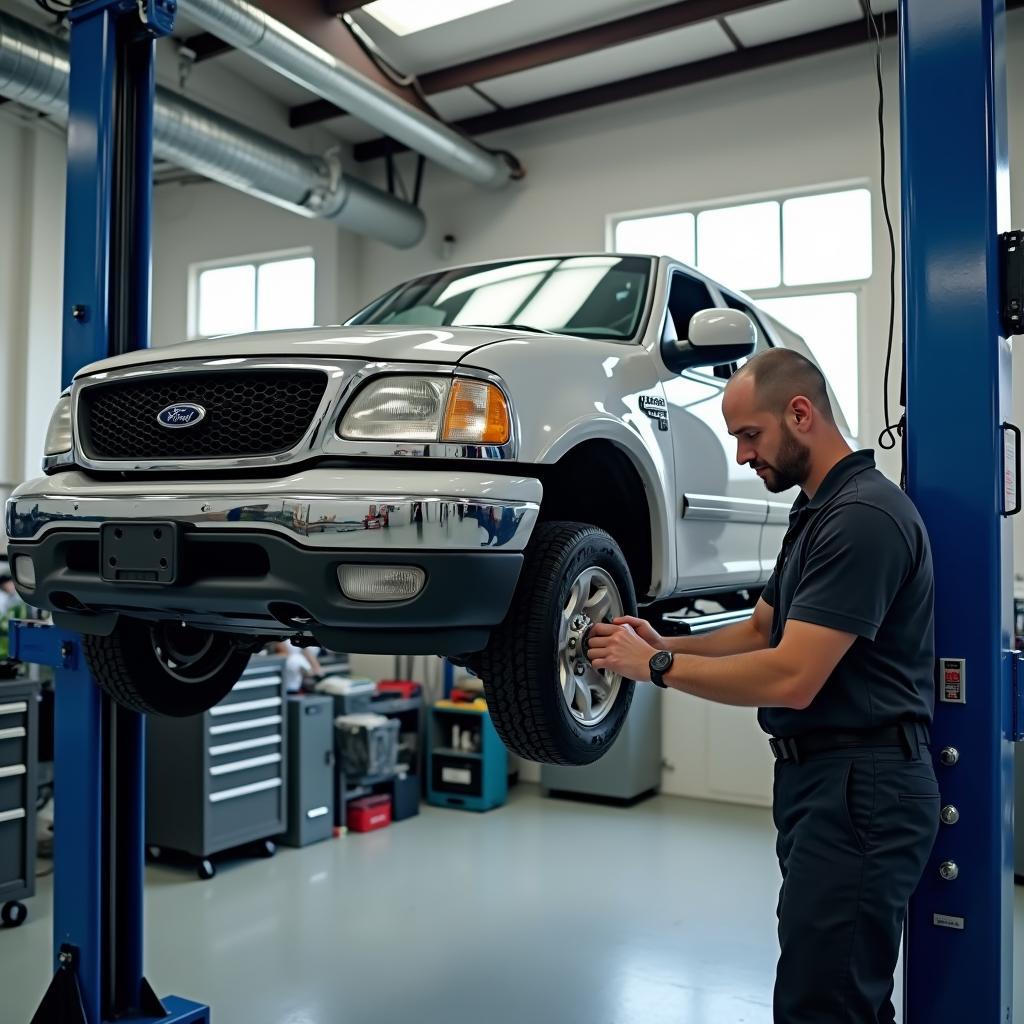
[
  {"xmin": 901, "ymin": 1, "xmax": 1020, "ymax": 1022},
  {"xmin": 10, "ymin": 1, "xmax": 208, "ymax": 1021}
]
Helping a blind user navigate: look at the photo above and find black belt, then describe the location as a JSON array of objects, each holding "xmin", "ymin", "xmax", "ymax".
[{"xmin": 769, "ymin": 722, "xmax": 930, "ymax": 764}]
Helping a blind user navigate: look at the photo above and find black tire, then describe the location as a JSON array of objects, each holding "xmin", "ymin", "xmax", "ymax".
[
  {"xmin": 197, "ymin": 859, "xmax": 216, "ymax": 881},
  {"xmin": 1, "ymin": 901, "xmax": 27, "ymax": 928},
  {"xmin": 258, "ymin": 839, "xmax": 276, "ymax": 858},
  {"xmin": 84, "ymin": 619, "xmax": 250, "ymax": 717},
  {"xmin": 479, "ymin": 522, "xmax": 637, "ymax": 766}
]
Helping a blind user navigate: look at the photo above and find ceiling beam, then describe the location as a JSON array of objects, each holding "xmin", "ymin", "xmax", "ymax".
[
  {"xmin": 322, "ymin": 0, "xmax": 375, "ymax": 12},
  {"xmin": 291, "ymin": 97, "xmax": 347, "ymax": 128},
  {"xmin": 419, "ymin": 0, "xmax": 776, "ymax": 95},
  {"xmin": 261, "ymin": 0, "xmax": 433, "ymax": 114},
  {"xmin": 182, "ymin": 31, "xmax": 234, "ymax": 63},
  {"xmin": 353, "ymin": 11, "xmax": 900, "ymax": 163},
  {"xmin": 289, "ymin": 0, "xmax": 775, "ymax": 128}
]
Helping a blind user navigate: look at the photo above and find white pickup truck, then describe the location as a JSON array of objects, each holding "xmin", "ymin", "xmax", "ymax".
[{"xmin": 5, "ymin": 254, "xmax": 840, "ymax": 765}]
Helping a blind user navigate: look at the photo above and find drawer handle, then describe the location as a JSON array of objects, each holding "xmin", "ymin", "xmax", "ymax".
[
  {"xmin": 0, "ymin": 764, "xmax": 26, "ymax": 779},
  {"xmin": 232, "ymin": 678, "xmax": 282, "ymax": 692},
  {"xmin": 209, "ymin": 735, "xmax": 282, "ymax": 757},
  {"xmin": 208, "ymin": 697, "xmax": 282, "ymax": 717},
  {"xmin": 306, "ymin": 806, "xmax": 329, "ymax": 820},
  {"xmin": 0, "ymin": 702, "xmax": 27, "ymax": 717},
  {"xmin": 209, "ymin": 753, "xmax": 282, "ymax": 777},
  {"xmin": 209, "ymin": 714, "xmax": 282, "ymax": 736},
  {"xmin": 0, "ymin": 808, "xmax": 26, "ymax": 824},
  {"xmin": 0, "ymin": 727, "xmax": 26, "ymax": 741},
  {"xmin": 209, "ymin": 778, "xmax": 282, "ymax": 803}
]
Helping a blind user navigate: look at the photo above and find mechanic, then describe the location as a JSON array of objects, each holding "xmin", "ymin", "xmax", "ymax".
[
  {"xmin": 589, "ymin": 347, "xmax": 939, "ymax": 1023},
  {"xmin": 272, "ymin": 639, "xmax": 323, "ymax": 694}
]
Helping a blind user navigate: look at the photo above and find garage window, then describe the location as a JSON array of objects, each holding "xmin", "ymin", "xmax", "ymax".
[
  {"xmin": 191, "ymin": 252, "xmax": 316, "ymax": 338},
  {"xmin": 610, "ymin": 186, "xmax": 870, "ymax": 436}
]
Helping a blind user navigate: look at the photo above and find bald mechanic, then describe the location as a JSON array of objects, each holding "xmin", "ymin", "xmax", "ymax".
[{"xmin": 589, "ymin": 348, "xmax": 940, "ymax": 1023}]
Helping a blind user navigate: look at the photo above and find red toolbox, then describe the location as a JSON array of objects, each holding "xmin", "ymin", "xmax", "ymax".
[
  {"xmin": 347, "ymin": 794, "xmax": 392, "ymax": 833},
  {"xmin": 376, "ymin": 680, "xmax": 422, "ymax": 701}
]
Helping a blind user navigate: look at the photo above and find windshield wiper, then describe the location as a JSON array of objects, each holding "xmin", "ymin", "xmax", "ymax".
[{"xmin": 460, "ymin": 323, "xmax": 559, "ymax": 335}]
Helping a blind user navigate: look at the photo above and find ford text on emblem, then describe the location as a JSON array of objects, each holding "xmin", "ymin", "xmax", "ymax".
[{"xmin": 157, "ymin": 403, "xmax": 207, "ymax": 429}]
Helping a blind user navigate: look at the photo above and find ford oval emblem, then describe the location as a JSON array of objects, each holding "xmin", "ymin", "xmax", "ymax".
[{"xmin": 157, "ymin": 403, "xmax": 207, "ymax": 429}]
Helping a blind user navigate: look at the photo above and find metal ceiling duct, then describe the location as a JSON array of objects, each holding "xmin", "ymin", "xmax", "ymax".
[
  {"xmin": 178, "ymin": 0, "xmax": 514, "ymax": 189},
  {"xmin": 0, "ymin": 10, "xmax": 425, "ymax": 248}
]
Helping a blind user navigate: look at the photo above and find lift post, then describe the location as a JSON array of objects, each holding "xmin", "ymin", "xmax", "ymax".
[
  {"xmin": 12, "ymin": 0, "xmax": 208, "ymax": 1021},
  {"xmin": 900, "ymin": 0, "xmax": 1016, "ymax": 1020}
]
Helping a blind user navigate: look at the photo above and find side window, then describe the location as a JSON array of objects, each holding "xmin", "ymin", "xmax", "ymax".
[{"xmin": 666, "ymin": 272, "xmax": 716, "ymax": 341}]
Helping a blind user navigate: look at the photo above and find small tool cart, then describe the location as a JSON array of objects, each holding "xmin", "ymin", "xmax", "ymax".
[{"xmin": 427, "ymin": 699, "xmax": 507, "ymax": 812}]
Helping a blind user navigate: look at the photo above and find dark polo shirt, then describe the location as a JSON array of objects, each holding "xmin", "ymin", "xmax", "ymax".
[{"xmin": 759, "ymin": 450, "xmax": 935, "ymax": 738}]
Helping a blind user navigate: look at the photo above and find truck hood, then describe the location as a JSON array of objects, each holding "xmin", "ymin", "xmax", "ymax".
[{"xmin": 74, "ymin": 325, "xmax": 539, "ymax": 378}]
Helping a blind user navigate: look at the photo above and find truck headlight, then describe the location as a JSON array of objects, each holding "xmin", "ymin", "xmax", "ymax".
[
  {"xmin": 44, "ymin": 395, "xmax": 73, "ymax": 456},
  {"xmin": 339, "ymin": 376, "xmax": 511, "ymax": 445},
  {"xmin": 340, "ymin": 377, "xmax": 450, "ymax": 441}
]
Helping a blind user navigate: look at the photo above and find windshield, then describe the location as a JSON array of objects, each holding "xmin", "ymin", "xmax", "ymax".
[{"xmin": 348, "ymin": 255, "xmax": 653, "ymax": 341}]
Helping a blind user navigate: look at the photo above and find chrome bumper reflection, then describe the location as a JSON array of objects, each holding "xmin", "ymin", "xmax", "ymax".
[{"xmin": 5, "ymin": 493, "xmax": 539, "ymax": 552}]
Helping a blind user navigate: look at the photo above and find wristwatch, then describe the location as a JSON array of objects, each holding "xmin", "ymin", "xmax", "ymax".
[{"xmin": 649, "ymin": 650, "xmax": 674, "ymax": 689}]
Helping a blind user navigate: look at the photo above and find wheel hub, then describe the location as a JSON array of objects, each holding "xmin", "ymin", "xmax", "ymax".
[{"xmin": 558, "ymin": 567, "xmax": 624, "ymax": 728}]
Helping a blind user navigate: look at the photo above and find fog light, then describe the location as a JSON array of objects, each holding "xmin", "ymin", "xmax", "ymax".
[
  {"xmin": 337, "ymin": 564, "xmax": 425, "ymax": 602},
  {"xmin": 14, "ymin": 555, "xmax": 35, "ymax": 589}
]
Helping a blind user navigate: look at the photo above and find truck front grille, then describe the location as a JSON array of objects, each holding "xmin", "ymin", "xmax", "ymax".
[{"xmin": 78, "ymin": 369, "xmax": 328, "ymax": 461}]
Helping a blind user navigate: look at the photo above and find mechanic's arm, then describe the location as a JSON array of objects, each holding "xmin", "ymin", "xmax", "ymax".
[{"xmin": 588, "ymin": 618, "xmax": 855, "ymax": 709}]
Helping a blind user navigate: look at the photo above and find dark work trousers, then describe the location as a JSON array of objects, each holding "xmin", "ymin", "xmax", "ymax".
[{"xmin": 772, "ymin": 747, "xmax": 940, "ymax": 1023}]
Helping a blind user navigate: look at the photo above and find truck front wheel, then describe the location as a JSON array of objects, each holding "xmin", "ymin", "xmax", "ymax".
[
  {"xmin": 84, "ymin": 620, "xmax": 251, "ymax": 716},
  {"xmin": 479, "ymin": 522, "xmax": 637, "ymax": 765}
]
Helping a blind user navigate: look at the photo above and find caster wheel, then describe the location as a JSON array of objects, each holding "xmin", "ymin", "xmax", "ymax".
[
  {"xmin": 1, "ymin": 901, "xmax": 28, "ymax": 928},
  {"xmin": 259, "ymin": 839, "xmax": 276, "ymax": 858},
  {"xmin": 197, "ymin": 859, "xmax": 216, "ymax": 881}
]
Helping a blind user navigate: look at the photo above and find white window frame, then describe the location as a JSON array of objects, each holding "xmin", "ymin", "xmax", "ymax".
[
  {"xmin": 187, "ymin": 247, "xmax": 316, "ymax": 340},
  {"xmin": 606, "ymin": 180, "xmax": 873, "ymax": 439}
]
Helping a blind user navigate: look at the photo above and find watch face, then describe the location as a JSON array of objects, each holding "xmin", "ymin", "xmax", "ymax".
[{"xmin": 651, "ymin": 651, "xmax": 672, "ymax": 672}]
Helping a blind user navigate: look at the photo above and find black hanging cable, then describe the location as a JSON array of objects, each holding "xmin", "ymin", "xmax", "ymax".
[
  {"xmin": 864, "ymin": 4, "xmax": 905, "ymax": 487},
  {"xmin": 340, "ymin": 12, "xmax": 525, "ymax": 181}
]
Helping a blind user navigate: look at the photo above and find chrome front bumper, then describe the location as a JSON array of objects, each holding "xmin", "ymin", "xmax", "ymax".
[{"xmin": 5, "ymin": 468, "xmax": 542, "ymax": 552}]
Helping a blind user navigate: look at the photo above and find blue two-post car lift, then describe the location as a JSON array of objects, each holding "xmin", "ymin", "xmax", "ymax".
[
  {"xmin": 11, "ymin": 1, "xmax": 207, "ymax": 1021},
  {"xmin": 6, "ymin": 0, "xmax": 1020, "ymax": 1021}
]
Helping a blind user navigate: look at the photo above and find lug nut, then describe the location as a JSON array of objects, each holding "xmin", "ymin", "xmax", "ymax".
[
  {"xmin": 939, "ymin": 861, "xmax": 959, "ymax": 881},
  {"xmin": 940, "ymin": 747, "xmax": 960, "ymax": 766},
  {"xmin": 940, "ymin": 805, "xmax": 960, "ymax": 825},
  {"xmin": 568, "ymin": 637, "xmax": 577, "ymax": 650}
]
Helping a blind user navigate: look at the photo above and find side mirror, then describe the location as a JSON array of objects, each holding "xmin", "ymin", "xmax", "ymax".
[{"xmin": 669, "ymin": 308, "xmax": 756, "ymax": 370}]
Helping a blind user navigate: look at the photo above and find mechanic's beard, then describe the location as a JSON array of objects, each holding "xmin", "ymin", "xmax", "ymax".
[{"xmin": 761, "ymin": 425, "xmax": 811, "ymax": 494}]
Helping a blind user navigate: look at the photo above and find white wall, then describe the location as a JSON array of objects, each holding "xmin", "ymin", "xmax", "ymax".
[{"xmin": 0, "ymin": 112, "xmax": 65, "ymax": 510}]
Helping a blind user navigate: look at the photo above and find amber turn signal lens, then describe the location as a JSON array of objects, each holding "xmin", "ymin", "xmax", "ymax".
[{"xmin": 442, "ymin": 379, "xmax": 511, "ymax": 445}]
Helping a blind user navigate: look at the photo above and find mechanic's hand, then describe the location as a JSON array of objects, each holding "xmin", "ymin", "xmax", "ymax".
[
  {"xmin": 587, "ymin": 622, "xmax": 657, "ymax": 682},
  {"xmin": 610, "ymin": 616, "xmax": 666, "ymax": 651}
]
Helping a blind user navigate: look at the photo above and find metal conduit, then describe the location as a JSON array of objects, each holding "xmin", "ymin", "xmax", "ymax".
[
  {"xmin": 0, "ymin": 10, "xmax": 425, "ymax": 248},
  {"xmin": 178, "ymin": 0, "xmax": 514, "ymax": 189}
]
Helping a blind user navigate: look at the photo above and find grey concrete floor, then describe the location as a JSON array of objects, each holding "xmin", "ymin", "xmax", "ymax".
[{"xmin": 2, "ymin": 786, "xmax": 1022, "ymax": 1024}]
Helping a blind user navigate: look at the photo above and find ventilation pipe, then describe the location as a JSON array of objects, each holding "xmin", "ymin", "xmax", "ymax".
[
  {"xmin": 178, "ymin": 0, "xmax": 515, "ymax": 189},
  {"xmin": 0, "ymin": 10, "xmax": 425, "ymax": 248}
]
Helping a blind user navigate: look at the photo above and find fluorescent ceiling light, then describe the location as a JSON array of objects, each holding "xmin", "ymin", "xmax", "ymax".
[{"xmin": 363, "ymin": 0, "xmax": 514, "ymax": 37}]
